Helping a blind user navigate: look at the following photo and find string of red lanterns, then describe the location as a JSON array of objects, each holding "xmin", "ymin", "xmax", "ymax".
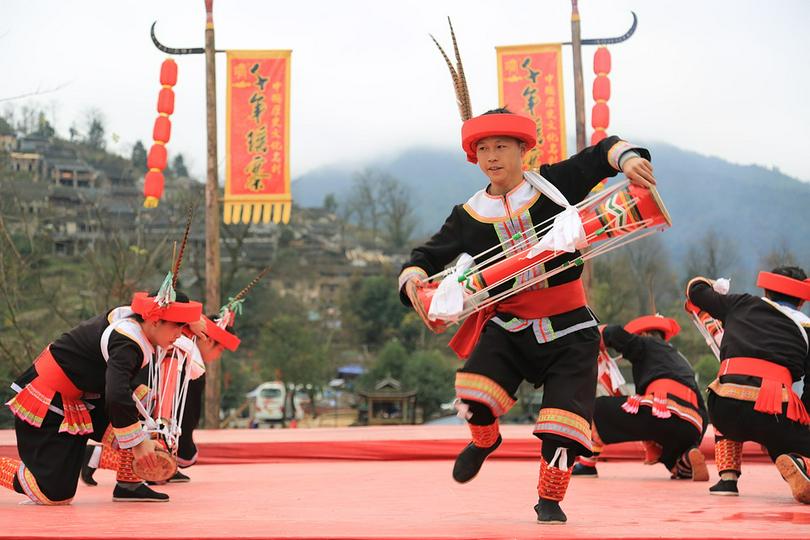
[
  {"xmin": 143, "ymin": 59, "xmax": 178, "ymax": 208},
  {"xmin": 590, "ymin": 46, "xmax": 611, "ymax": 146}
]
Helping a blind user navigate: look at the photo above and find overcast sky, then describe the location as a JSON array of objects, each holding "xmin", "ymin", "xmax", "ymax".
[{"xmin": 2, "ymin": 0, "xmax": 808, "ymax": 182}]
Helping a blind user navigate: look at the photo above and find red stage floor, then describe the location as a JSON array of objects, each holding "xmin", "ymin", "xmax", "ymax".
[
  {"xmin": 0, "ymin": 426, "xmax": 796, "ymax": 540},
  {"xmin": 1, "ymin": 460, "xmax": 808, "ymax": 540}
]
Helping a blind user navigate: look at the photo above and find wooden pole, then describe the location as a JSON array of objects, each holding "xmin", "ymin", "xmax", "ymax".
[
  {"xmin": 571, "ymin": 1, "xmax": 592, "ymax": 291},
  {"xmin": 570, "ymin": 0, "xmax": 586, "ymax": 153},
  {"xmin": 203, "ymin": 0, "xmax": 222, "ymax": 428}
]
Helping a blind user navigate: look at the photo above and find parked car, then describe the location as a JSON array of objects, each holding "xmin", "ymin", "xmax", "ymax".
[{"xmin": 248, "ymin": 382, "xmax": 287, "ymax": 427}]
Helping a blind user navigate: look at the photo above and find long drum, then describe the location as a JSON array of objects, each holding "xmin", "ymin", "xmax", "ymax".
[{"xmin": 416, "ymin": 184, "xmax": 671, "ymax": 331}]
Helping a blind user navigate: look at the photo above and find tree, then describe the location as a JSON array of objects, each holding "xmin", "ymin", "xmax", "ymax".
[
  {"xmin": 171, "ymin": 153, "xmax": 189, "ymax": 178},
  {"xmin": 34, "ymin": 112, "xmax": 55, "ymax": 138},
  {"xmin": 0, "ymin": 115, "xmax": 14, "ymax": 136},
  {"xmin": 84, "ymin": 109, "xmax": 106, "ymax": 150},
  {"xmin": 323, "ymin": 193, "xmax": 338, "ymax": 214},
  {"xmin": 131, "ymin": 140, "xmax": 147, "ymax": 172},
  {"xmin": 685, "ymin": 229, "xmax": 739, "ymax": 281},
  {"xmin": 347, "ymin": 169, "xmax": 383, "ymax": 246},
  {"xmin": 761, "ymin": 240, "xmax": 800, "ymax": 270},
  {"xmin": 380, "ymin": 176, "xmax": 416, "ymax": 249},
  {"xmin": 340, "ymin": 275, "xmax": 405, "ymax": 349},
  {"xmin": 401, "ymin": 349, "xmax": 456, "ymax": 420},
  {"xmin": 624, "ymin": 236, "xmax": 677, "ymax": 314}
]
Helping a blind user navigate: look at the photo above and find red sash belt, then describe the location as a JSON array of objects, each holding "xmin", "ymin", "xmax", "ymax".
[
  {"xmin": 622, "ymin": 378, "xmax": 699, "ymax": 419},
  {"xmin": 719, "ymin": 357, "xmax": 810, "ymax": 425},
  {"xmin": 5, "ymin": 347, "xmax": 93, "ymax": 435},
  {"xmin": 449, "ymin": 279, "xmax": 587, "ymax": 359}
]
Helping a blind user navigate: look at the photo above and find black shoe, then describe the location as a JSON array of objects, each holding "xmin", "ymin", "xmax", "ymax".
[
  {"xmin": 167, "ymin": 470, "xmax": 190, "ymax": 483},
  {"xmin": 452, "ymin": 435, "xmax": 502, "ymax": 483},
  {"xmin": 535, "ymin": 498, "xmax": 567, "ymax": 524},
  {"xmin": 112, "ymin": 482, "xmax": 170, "ymax": 502},
  {"xmin": 709, "ymin": 479, "xmax": 739, "ymax": 496},
  {"xmin": 572, "ymin": 463, "xmax": 598, "ymax": 477},
  {"xmin": 80, "ymin": 446, "xmax": 98, "ymax": 487}
]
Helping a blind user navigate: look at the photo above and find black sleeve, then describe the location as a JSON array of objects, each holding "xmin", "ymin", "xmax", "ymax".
[
  {"xmin": 602, "ymin": 324, "xmax": 646, "ymax": 363},
  {"xmin": 399, "ymin": 206, "xmax": 464, "ymax": 306},
  {"xmin": 105, "ymin": 332, "xmax": 145, "ymax": 429},
  {"xmin": 537, "ymin": 135, "xmax": 651, "ymax": 204},
  {"xmin": 686, "ymin": 279, "xmax": 738, "ymax": 322}
]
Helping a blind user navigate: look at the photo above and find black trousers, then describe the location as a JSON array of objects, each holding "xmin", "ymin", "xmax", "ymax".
[
  {"xmin": 460, "ymin": 323, "xmax": 600, "ymax": 459},
  {"xmin": 14, "ymin": 394, "xmax": 108, "ymax": 502},
  {"xmin": 177, "ymin": 374, "xmax": 205, "ymax": 466},
  {"xmin": 593, "ymin": 396, "xmax": 704, "ymax": 469},
  {"xmin": 708, "ymin": 391, "xmax": 810, "ymax": 461}
]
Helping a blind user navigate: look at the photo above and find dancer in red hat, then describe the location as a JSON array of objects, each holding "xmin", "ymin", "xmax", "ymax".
[
  {"xmin": 573, "ymin": 315, "xmax": 709, "ymax": 481},
  {"xmin": 1, "ymin": 278, "xmax": 202, "ymax": 505},
  {"xmin": 398, "ymin": 22, "xmax": 656, "ymax": 524},
  {"xmin": 687, "ymin": 266, "xmax": 810, "ymax": 502},
  {"xmin": 80, "ymin": 269, "xmax": 267, "ymax": 489}
]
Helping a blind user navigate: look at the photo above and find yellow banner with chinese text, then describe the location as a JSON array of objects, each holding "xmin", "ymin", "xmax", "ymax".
[
  {"xmin": 225, "ymin": 50, "xmax": 292, "ymax": 224},
  {"xmin": 496, "ymin": 43, "xmax": 566, "ymax": 169}
]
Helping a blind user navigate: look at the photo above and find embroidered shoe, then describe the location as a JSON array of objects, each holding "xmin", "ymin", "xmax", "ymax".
[
  {"xmin": 776, "ymin": 454, "xmax": 810, "ymax": 504},
  {"xmin": 452, "ymin": 435, "xmax": 502, "ymax": 483},
  {"xmin": 709, "ymin": 479, "xmax": 739, "ymax": 496},
  {"xmin": 80, "ymin": 446, "xmax": 98, "ymax": 487},
  {"xmin": 571, "ymin": 463, "xmax": 598, "ymax": 477},
  {"xmin": 113, "ymin": 482, "xmax": 170, "ymax": 502},
  {"xmin": 535, "ymin": 498, "xmax": 567, "ymax": 524}
]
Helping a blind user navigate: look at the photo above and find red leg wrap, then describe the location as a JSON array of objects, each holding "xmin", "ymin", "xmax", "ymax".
[
  {"xmin": 115, "ymin": 449, "xmax": 141, "ymax": 483},
  {"xmin": 537, "ymin": 456, "xmax": 573, "ymax": 502},
  {"xmin": 469, "ymin": 420, "xmax": 500, "ymax": 449},
  {"xmin": 0, "ymin": 457, "xmax": 21, "ymax": 491},
  {"xmin": 715, "ymin": 439, "xmax": 743, "ymax": 475}
]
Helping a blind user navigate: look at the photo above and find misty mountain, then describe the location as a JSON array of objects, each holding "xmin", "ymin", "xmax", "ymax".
[{"xmin": 292, "ymin": 143, "xmax": 810, "ymax": 278}]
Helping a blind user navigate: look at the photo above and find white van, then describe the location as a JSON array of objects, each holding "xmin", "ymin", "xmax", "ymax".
[{"xmin": 248, "ymin": 382, "xmax": 287, "ymax": 427}]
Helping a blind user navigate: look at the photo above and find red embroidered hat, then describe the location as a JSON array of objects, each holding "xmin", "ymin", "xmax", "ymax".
[
  {"xmin": 757, "ymin": 271, "xmax": 810, "ymax": 301},
  {"xmin": 200, "ymin": 315, "xmax": 241, "ymax": 351},
  {"xmin": 131, "ymin": 291, "xmax": 202, "ymax": 324},
  {"xmin": 624, "ymin": 315, "xmax": 681, "ymax": 341},
  {"xmin": 461, "ymin": 113, "xmax": 537, "ymax": 164}
]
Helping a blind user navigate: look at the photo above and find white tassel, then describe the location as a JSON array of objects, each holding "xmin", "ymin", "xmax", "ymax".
[
  {"xmin": 527, "ymin": 206, "xmax": 587, "ymax": 257},
  {"xmin": 549, "ymin": 446, "xmax": 569, "ymax": 470},
  {"xmin": 428, "ymin": 253, "xmax": 474, "ymax": 321},
  {"xmin": 713, "ymin": 278, "xmax": 731, "ymax": 295}
]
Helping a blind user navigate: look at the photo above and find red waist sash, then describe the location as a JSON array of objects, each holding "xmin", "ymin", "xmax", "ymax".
[
  {"xmin": 449, "ymin": 279, "xmax": 588, "ymax": 359},
  {"xmin": 622, "ymin": 378, "xmax": 699, "ymax": 419},
  {"xmin": 5, "ymin": 346, "xmax": 93, "ymax": 435},
  {"xmin": 719, "ymin": 357, "xmax": 809, "ymax": 425}
]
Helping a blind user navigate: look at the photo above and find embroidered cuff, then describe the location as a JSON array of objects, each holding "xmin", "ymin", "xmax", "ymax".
[
  {"xmin": 398, "ymin": 266, "xmax": 428, "ymax": 292},
  {"xmin": 113, "ymin": 422, "xmax": 147, "ymax": 449},
  {"xmin": 607, "ymin": 140, "xmax": 641, "ymax": 171},
  {"xmin": 685, "ymin": 276, "xmax": 713, "ymax": 299}
]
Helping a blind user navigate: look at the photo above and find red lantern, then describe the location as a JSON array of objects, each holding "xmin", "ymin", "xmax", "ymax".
[
  {"xmin": 594, "ymin": 47, "xmax": 611, "ymax": 75},
  {"xmin": 593, "ymin": 76, "xmax": 611, "ymax": 102},
  {"xmin": 157, "ymin": 88, "xmax": 175, "ymax": 115},
  {"xmin": 591, "ymin": 130, "xmax": 607, "ymax": 146},
  {"xmin": 591, "ymin": 103, "xmax": 609, "ymax": 130},
  {"xmin": 144, "ymin": 58, "xmax": 178, "ymax": 208},
  {"xmin": 153, "ymin": 116, "xmax": 172, "ymax": 144},
  {"xmin": 160, "ymin": 59, "xmax": 178, "ymax": 87},
  {"xmin": 147, "ymin": 144, "xmax": 168, "ymax": 171},
  {"xmin": 143, "ymin": 170, "xmax": 165, "ymax": 208}
]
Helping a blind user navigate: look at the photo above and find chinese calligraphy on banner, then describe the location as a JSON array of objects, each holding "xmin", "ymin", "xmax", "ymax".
[
  {"xmin": 496, "ymin": 43, "xmax": 566, "ymax": 169},
  {"xmin": 224, "ymin": 50, "xmax": 291, "ymax": 224}
]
